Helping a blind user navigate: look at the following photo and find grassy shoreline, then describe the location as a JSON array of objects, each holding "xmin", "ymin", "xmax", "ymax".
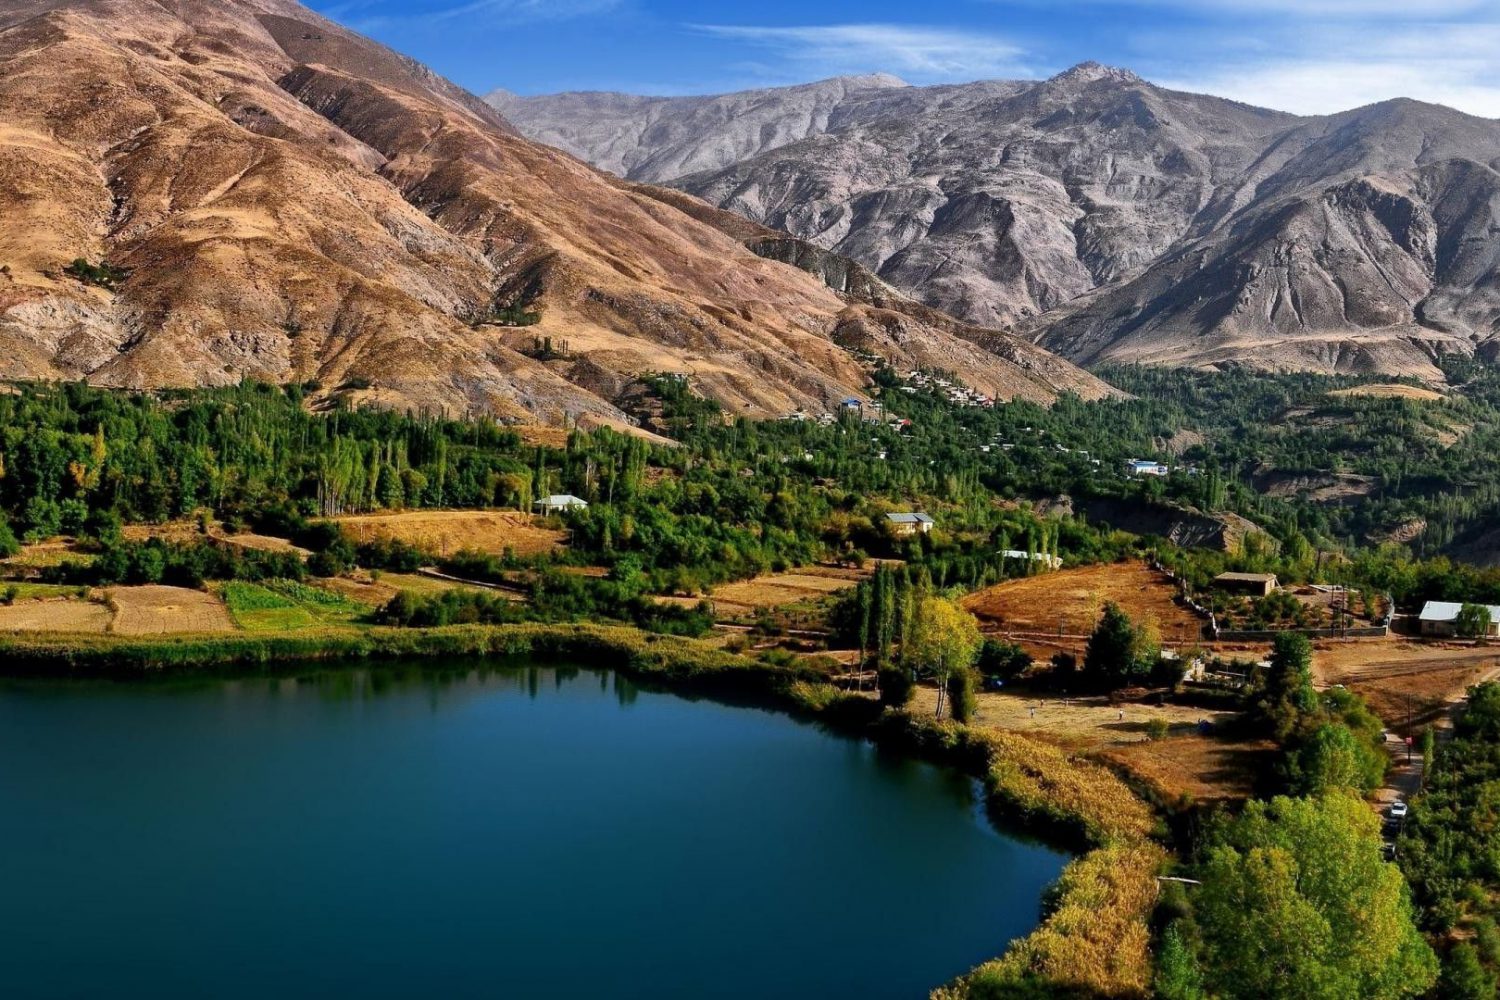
[{"xmin": 0, "ymin": 624, "xmax": 1163, "ymax": 998}]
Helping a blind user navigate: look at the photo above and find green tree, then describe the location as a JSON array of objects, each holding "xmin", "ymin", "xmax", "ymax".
[
  {"xmin": 904, "ymin": 594, "xmax": 982, "ymax": 718},
  {"xmin": 1260, "ymin": 631, "xmax": 1317, "ymax": 741},
  {"xmin": 1456, "ymin": 603, "xmax": 1494, "ymax": 640},
  {"xmin": 1155, "ymin": 922, "xmax": 1207, "ymax": 1000},
  {"xmin": 948, "ymin": 666, "xmax": 978, "ymax": 723},
  {"xmin": 0, "ymin": 514, "xmax": 17, "ymax": 559},
  {"xmin": 1438, "ymin": 943, "xmax": 1496, "ymax": 1000},
  {"xmin": 1291, "ymin": 722, "xmax": 1386, "ymax": 796},
  {"xmin": 1196, "ymin": 793, "xmax": 1437, "ymax": 1000},
  {"xmin": 1084, "ymin": 601, "xmax": 1150, "ymax": 690}
]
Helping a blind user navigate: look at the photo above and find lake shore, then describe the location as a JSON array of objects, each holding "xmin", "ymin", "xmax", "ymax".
[{"xmin": 0, "ymin": 623, "xmax": 1165, "ymax": 998}]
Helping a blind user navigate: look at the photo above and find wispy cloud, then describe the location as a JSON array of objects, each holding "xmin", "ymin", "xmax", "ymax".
[
  {"xmin": 338, "ymin": 0, "xmax": 621, "ymax": 33},
  {"xmin": 1077, "ymin": 0, "xmax": 1489, "ymax": 14},
  {"xmin": 689, "ymin": 23, "xmax": 1030, "ymax": 82},
  {"xmin": 1151, "ymin": 22, "xmax": 1500, "ymax": 116}
]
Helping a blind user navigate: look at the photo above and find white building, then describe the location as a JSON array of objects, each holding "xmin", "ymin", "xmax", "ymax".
[
  {"xmin": 533, "ymin": 494, "xmax": 589, "ymax": 514},
  {"xmin": 1126, "ymin": 459, "xmax": 1170, "ymax": 477},
  {"xmin": 885, "ymin": 512, "xmax": 935, "ymax": 536},
  {"xmin": 1418, "ymin": 601, "xmax": 1500, "ymax": 638}
]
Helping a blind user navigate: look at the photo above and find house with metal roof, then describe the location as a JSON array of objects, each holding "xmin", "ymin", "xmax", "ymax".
[
  {"xmin": 533, "ymin": 494, "xmax": 589, "ymax": 514},
  {"xmin": 1419, "ymin": 601, "xmax": 1500, "ymax": 638},
  {"xmin": 885, "ymin": 512, "xmax": 935, "ymax": 536}
]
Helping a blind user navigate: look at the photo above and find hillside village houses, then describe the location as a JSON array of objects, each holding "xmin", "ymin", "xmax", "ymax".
[
  {"xmin": 1126, "ymin": 459, "xmax": 1171, "ymax": 477},
  {"xmin": 885, "ymin": 512, "xmax": 935, "ymax": 536},
  {"xmin": 1419, "ymin": 601, "xmax": 1500, "ymax": 638}
]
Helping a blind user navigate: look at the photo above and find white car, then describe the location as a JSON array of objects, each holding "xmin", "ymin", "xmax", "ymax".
[{"xmin": 1389, "ymin": 801, "xmax": 1409, "ymax": 820}]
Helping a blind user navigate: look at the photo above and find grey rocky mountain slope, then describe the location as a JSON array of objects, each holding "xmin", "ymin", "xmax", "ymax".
[{"xmin": 494, "ymin": 65, "xmax": 1500, "ymax": 379}]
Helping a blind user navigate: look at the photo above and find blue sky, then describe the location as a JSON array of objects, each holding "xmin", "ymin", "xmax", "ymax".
[{"xmin": 308, "ymin": 0, "xmax": 1500, "ymax": 116}]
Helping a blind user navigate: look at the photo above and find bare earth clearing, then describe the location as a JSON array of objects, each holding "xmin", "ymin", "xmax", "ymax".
[
  {"xmin": 1315, "ymin": 638, "xmax": 1500, "ymax": 730},
  {"xmin": 331, "ymin": 510, "xmax": 565, "ymax": 559}
]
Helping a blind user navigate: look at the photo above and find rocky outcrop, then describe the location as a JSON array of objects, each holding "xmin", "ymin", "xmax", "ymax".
[
  {"xmin": 0, "ymin": 0, "xmax": 1108, "ymax": 423},
  {"xmin": 500, "ymin": 66, "xmax": 1500, "ymax": 379}
]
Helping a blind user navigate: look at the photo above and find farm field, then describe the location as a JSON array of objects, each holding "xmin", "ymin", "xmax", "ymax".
[
  {"xmin": 706, "ymin": 570, "xmax": 863, "ymax": 613},
  {"xmin": 963, "ymin": 561, "xmax": 1204, "ymax": 645},
  {"xmin": 1314, "ymin": 638, "xmax": 1500, "ymax": 730},
  {"xmin": 105, "ymin": 586, "xmax": 236, "ymax": 635},
  {"xmin": 0, "ymin": 597, "xmax": 110, "ymax": 633},
  {"xmin": 331, "ymin": 510, "xmax": 565, "ymax": 559}
]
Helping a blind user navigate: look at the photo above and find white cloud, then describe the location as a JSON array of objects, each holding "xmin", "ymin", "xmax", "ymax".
[
  {"xmin": 1083, "ymin": 0, "xmax": 1490, "ymax": 14},
  {"xmin": 1154, "ymin": 22, "xmax": 1500, "ymax": 116},
  {"xmin": 690, "ymin": 24, "xmax": 1030, "ymax": 82}
]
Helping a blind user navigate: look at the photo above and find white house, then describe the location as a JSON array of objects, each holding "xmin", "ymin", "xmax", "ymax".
[
  {"xmin": 1126, "ymin": 459, "xmax": 1170, "ymax": 477},
  {"xmin": 533, "ymin": 494, "xmax": 589, "ymax": 514},
  {"xmin": 1418, "ymin": 601, "xmax": 1500, "ymax": 638},
  {"xmin": 1000, "ymin": 549, "xmax": 1062, "ymax": 570},
  {"xmin": 885, "ymin": 512, "xmax": 935, "ymax": 536}
]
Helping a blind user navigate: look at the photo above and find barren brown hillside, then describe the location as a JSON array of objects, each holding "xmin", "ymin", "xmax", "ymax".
[{"xmin": 0, "ymin": 0, "xmax": 1109, "ymax": 422}]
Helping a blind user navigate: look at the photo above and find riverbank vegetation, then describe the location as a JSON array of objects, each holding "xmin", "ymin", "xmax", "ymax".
[{"xmin": 10, "ymin": 365, "xmax": 1500, "ymax": 998}]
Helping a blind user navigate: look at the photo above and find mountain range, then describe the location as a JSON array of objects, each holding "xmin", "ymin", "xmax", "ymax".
[
  {"xmin": 494, "ymin": 66, "xmax": 1500, "ymax": 380},
  {"xmin": 0, "ymin": 0, "xmax": 1108, "ymax": 429}
]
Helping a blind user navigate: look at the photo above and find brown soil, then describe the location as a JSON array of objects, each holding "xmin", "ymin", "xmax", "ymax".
[
  {"xmin": 1315, "ymin": 638, "xmax": 1500, "ymax": 731},
  {"xmin": 105, "ymin": 586, "xmax": 235, "ymax": 635},
  {"xmin": 0, "ymin": 598, "xmax": 110, "ymax": 633}
]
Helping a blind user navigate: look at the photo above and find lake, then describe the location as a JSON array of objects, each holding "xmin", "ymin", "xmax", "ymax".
[{"xmin": 0, "ymin": 663, "xmax": 1067, "ymax": 999}]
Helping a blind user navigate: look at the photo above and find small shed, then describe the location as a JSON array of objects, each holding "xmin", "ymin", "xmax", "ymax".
[
  {"xmin": 1418, "ymin": 601, "xmax": 1500, "ymax": 638},
  {"xmin": 533, "ymin": 494, "xmax": 589, "ymax": 514},
  {"xmin": 885, "ymin": 512, "xmax": 935, "ymax": 536},
  {"xmin": 1213, "ymin": 572, "xmax": 1279, "ymax": 597}
]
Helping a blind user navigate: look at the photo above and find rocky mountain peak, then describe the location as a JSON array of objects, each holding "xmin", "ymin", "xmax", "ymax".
[{"xmin": 1045, "ymin": 61, "xmax": 1144, "ymax": 88}]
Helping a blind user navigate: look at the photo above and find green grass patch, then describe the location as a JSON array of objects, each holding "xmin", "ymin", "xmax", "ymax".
[
  {"xmin": 0, "ymin": 582, "xmax": 91, "ymax": 603},
  {"xmin": 221, "ymin": 582, "xmax": 318, "ymax": 632}
]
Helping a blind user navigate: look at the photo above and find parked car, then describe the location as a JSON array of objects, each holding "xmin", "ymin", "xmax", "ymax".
[{"xmin": 1389, "ymin": 801, "xmax": 1409, "ymax": 820}]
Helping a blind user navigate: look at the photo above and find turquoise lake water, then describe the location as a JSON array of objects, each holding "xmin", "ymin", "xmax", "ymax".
[{"xmin": 0, "ymin": 664, "xmax": 1067, "ymax": 998}]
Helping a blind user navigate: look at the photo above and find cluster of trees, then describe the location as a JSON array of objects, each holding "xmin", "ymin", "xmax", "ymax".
[
  {"xmin": 828, "ymin": 564, "xmax": 984, "ymax": 718},
  {"xmin": 1158, "ymin": 793, "xmax": 1437, "ymax": 999},
  {"xmin": 1399, "ymin": 682, "xmax": 1500, "ymax": 995}
]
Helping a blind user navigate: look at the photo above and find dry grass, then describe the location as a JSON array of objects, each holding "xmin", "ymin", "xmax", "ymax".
[
  {"xmin": 963, "ymin": 561, "xmax": 1203, "ymax": 644},
  {"xmin": 121, "ymin": 522, "xmax": 310, "ymax": 557},
  {"xmin": 105, "ymin": 586, "xmax": 235, "ymax": 635},
  {"xmin": 2, "ymin": 540, "xmax": 89, "ymax": 571},
  {"xmin": 939, "ymin": 841, "xmax": 1167, "ymax": 1000},
  {"xmin": 706, "ymin": 570, "xmax": 861, "ymax": 610},
  {"xmin": 910, "ymin": 686, "xmax": 1236, "ymax": 752},
  {"xmin": 331, "ymin": 510, "xmax": 565, "ymax": 559},
  {"xmin": 1101, "ymin": 733, "xmax": 1277, "ymax": 806},
  {"xmin": 0, "ymin": 598, "xmax": 110, "ymax": 633},
  {"xmin": 1328, "ymin": 383, "xmax": 1443, "ymax": 402},
  {"xmin": 1314, "ymin": 638, "xmax": 1500, "ymax": 730}
]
